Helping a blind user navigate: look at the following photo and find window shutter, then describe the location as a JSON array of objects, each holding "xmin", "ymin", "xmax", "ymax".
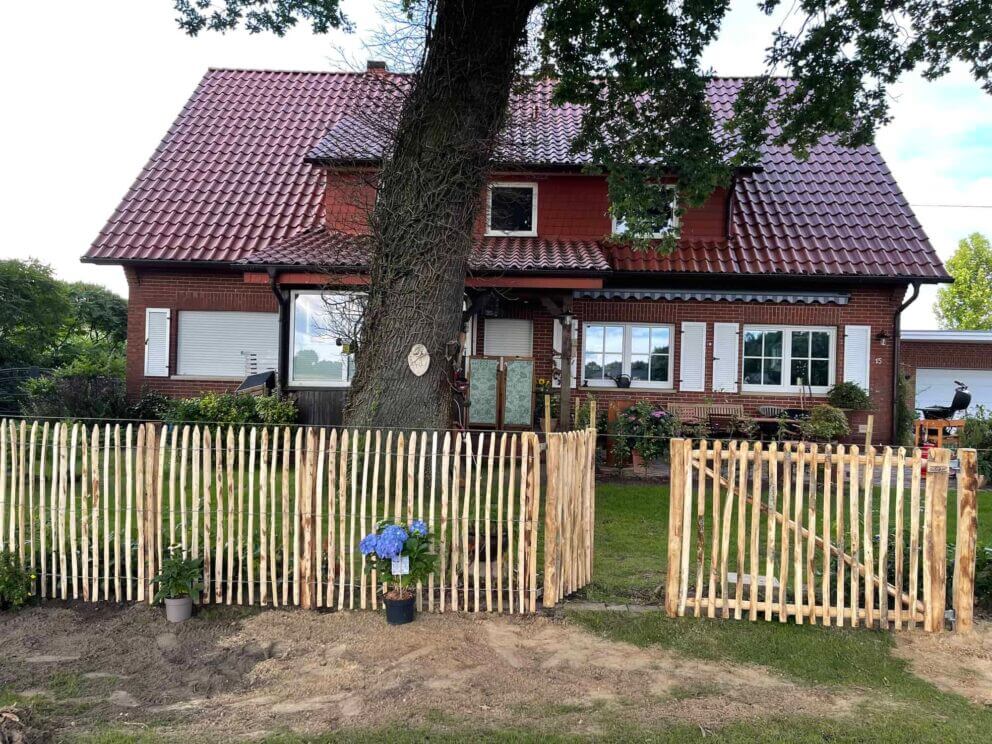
[
  {"xmin": 483, "ymin": 319, "xmax": 533, "ymax": 357},
  {"xmin": 552, "ymin": 319, "xmax": 578, "ymax": 388},
  {"xmin": 712, "ymin": 322, "xmax": 739, "ymax": 392},
  {"xmin": 679, "ymin": 321, "xmax": 706, "ymax": 392},
  {"xmin": 177, "ymin": 311, "xmax": 279, "ymax": 378},
  {"xmin": 144, "ymin": 308, "xmax": 171, "ymax": 377},
  {"xmin": 843, "ymin": 325, "xmax": 871, "ymax": 391}
]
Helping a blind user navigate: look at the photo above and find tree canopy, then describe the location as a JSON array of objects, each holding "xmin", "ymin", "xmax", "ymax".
[
  {"xmin": 0, "ymin": 259, "xmax": 126, "ymax": 371},
  {"xmin": 936, "ymin": 233, "xmax": 992, "ymax": 330}
]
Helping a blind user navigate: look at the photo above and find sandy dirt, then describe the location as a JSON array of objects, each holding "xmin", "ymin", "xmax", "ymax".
[
  {"xmin": 3, "ymin": 602, "xmax": 865, "ymax": 740},
  {"xmin": 894, "ymin": 621, "xmax": 992, "ymax": 706}
]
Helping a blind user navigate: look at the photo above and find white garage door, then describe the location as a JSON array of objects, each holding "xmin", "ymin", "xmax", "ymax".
[{"xmin": 915, "ymin": 368, "xmax": 992, "ymax": 413}]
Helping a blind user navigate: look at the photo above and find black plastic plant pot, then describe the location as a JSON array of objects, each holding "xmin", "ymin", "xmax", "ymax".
[{"xmin": 384, "ymin": 594, "xmax": 416, "ymax": 625}]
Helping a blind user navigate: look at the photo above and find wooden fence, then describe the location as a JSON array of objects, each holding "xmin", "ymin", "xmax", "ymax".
[
  {"xmin": 665, "ymin": 439, "xmax": 979, "ymax": 633},
  {"xmin": 0, "ymin": 419, "xmax": 596, "ymax": 613}
]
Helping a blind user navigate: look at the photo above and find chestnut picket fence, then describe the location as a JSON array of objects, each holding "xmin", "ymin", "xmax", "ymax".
[
  {"xmin": 0, "ymin": 419, "xmax": 596, "ymax": 613},
  {"xmin": 665, "ymin": 438, "xmax": 979, "ymax": 633}
]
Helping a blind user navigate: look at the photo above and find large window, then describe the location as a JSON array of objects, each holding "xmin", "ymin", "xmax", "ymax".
[
  {"xmin": 583, "ymin": 323, "xmax": 673, "ymax": 388},
  {"xmin": 611, "ymin": 185, "xmax": 678, "ymax": 238},
  {"xmin": 290, "ymin": 291, "xmax": 362, "ymax": 387},
  {"xmin": 742, "ymin": 326, "xmax": 835, "ymax": 393},
  {"xmin": 486, "ymin": 182, "xmax": 537, "ymax": 236}
]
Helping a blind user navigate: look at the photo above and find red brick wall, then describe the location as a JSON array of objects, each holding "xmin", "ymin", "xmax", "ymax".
[
  {"xmin": 900, "ymin": 340, "xmax": 992, "ymax": 399},
  {"xmin": 125, "ymin": 267, "xmax": 278, "ymax": 399},
  {"xmin": 476, "ymin": 286, "xmax": 903, "ymax": 442},
  {"xmin": 324, "ymin": 171, "xmax": 727, "ymax": 241}
]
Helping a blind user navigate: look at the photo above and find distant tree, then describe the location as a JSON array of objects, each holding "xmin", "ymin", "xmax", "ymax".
[
  {"xmin": 936, "ymin": 233, "xmax": 992, "ymax": 330},
  {"xmin": 171, "ymin": 0, "xmax": 992, "ymax": 428},
  {"xmin": 0, "ymin": 259, "xmax": 70, "ymax": 367}
]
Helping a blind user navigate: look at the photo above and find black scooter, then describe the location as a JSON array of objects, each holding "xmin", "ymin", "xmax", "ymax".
[{"xmin": 917, "ymin": 379, "xmax": 971, "ymax": 420}]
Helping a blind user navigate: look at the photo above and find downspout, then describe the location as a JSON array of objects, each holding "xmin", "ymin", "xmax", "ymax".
[
  {"xmin": 892, "ymin": 281, "xmax": 920, "ymax": 443},
  {"xmin": 268, "ymin": 268, "xmax": 290, "ymax": 394}
]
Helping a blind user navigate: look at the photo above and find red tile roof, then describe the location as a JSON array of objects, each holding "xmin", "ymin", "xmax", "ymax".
[
  {"xmin": 244, "ymin": 226, "xmax": 611, "ymax": 272},
  {"xmin": 85, "ymin": 69, "xmax": 948, "ymax": 282}
]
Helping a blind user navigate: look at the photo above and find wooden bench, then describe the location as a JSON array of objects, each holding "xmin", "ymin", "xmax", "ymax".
[{"xmin": 667, "ymin": 403, "xmax": 744, "ymax": 423}]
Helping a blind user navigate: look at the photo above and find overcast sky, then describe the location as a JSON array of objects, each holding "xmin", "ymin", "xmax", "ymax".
[{"xmin": 1, "ymin": 1, "xmax": 989, "ymax": 329}]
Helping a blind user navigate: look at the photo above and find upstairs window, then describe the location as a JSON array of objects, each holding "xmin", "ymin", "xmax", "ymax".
[
  {"xmin": 611, "ymin": 185, "xmax": 678, "ymax": 238},
  {"xmin": 487, "ymin": 182, "xmax": 537, "ymax": 236}
]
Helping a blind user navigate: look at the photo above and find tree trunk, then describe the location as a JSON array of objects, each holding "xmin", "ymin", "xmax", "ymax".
[{"xmin": 344, "ymin": 0, "xmax": 536, "ymax": 429}]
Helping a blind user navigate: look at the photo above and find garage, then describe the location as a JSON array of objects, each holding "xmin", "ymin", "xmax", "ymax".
[{"xmin": 902, "ymin": 330, "xmax": 992, "ymax": 415}]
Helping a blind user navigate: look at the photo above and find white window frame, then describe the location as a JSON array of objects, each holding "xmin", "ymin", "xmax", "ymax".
[
  {"xmin": 582, "ymin": 322, "xmax": 675, "ymax": 389},
  {"xmin": 485, "ymin": 181, "xmax": 538, "ymax": 237},
  {"xmin": 611, "ymin": 185, "xmax": 679, "ymax": 238},
  {"xmin": 288, "ymin": 290, "xmax": 361, "ymax": 389},
  {"xmin": 740, "ymin": 325, "xmax": 837, "ymax": 394}
]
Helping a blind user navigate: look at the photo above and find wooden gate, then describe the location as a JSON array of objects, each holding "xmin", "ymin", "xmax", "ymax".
[
  {"xmin": 665, "ymin": 439, "xmax": 979, "ymax": 633},
  {"xmin": 543, "ymin": 428, "xmax": 597, "ymax": 607}
]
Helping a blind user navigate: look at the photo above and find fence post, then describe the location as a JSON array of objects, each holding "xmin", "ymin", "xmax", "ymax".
[
  {"xmin": 665, "ymin": 439, "xmax": 686, "ymax": 617},
  {"xmin": 953, "ymin": 448, "xmax": 978, "ymax": 633},
  {"xmin": 543, "ymin": 432, "xmax": 560, "ymax": 608},
  {"xmin": 923, "ymin": 447, "xmax": 950, "ymax": 632}
]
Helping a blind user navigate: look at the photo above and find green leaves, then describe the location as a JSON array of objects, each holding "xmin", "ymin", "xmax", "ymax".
[
  {"xmin": 173, "ymin": 0, "xmax": 350, "ymax": 36},
  {"xmin": 151, "ymin": 550, "xmax": 204, "ymax": 602},
  {"xmin": 937, "ymin": 233, "xmax": 992, "ymax": 330}
]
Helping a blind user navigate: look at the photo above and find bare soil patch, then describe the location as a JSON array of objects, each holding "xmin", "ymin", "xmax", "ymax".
[
  {"xmin": 2, "ymin": 602, "xmax": 864, "ymax": 740},
  {"xmin": 894, "ymin": 621, "xmax": 992, "ymax": 705}
]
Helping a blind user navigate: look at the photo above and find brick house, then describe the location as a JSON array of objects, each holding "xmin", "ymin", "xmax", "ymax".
[{"xmin": 83, "ymin": 67, "xmax": 948, "ymax": 442}]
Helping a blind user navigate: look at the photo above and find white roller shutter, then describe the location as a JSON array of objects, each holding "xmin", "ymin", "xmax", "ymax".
[
  {"xmin": 552, "ymin": 318, "xmax": 578, "ymax": 387},
  {"xmin": 144, "ymin": 308, "xmax": 170, "ymax": 377},
  {"xmin": 483, "ymin": 319, "xmax": 533, "ymax": 357},
  {"xmin": 679, "ymin": 321, "xmax": 707, "ymax": 392},
  {"xmin": 712, "ymin": 322, "xmax": 739, "ymax": 392},
  {"xmin": 843, "ymin": 325, "xmax": 871, "ymax": 391},
  {"xmin": 177, "ymin": 311, "xmax": 279, "ymax": 378}
]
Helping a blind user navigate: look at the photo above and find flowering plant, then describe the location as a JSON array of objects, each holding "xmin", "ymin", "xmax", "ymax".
[
  {"xmin": 611, "ymin": 401, "xmax": 681, "ymax": 463},
  {"xmin": 360, "ymin": 519, "xmax": 437, "ymax": 600}
]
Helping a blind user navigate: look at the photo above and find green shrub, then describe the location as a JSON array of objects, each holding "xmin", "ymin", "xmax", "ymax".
[
  {"xmin": 0, "ymin": 551, "xmax": 34, "ymax": 610},
  {"xmin": 960, "ymin": 405, "xmax": 992, "ymax": 481},
  {"xmin": 610, "ymin": 401, "xmax": 681, "ymax": 463},
  {"xmin": 162, "ymin": 392, "xmax": 298, "ymax": 426},
  {"xmin": 151, "ymin": 549, "xmax": 203, "ymax": 602},
  {"xmin": 20, "ymin": 374, "xmax": 128, "ymax": 420},
  {"xmin": 826, "ymin": 381, "xmax": 872, "ymax": 410},
  {"xmin": 799, "ymin": 404, "xmax": 850, "ymax": 442}
]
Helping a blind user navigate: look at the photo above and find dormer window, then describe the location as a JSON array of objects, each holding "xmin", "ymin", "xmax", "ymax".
[
  {"xmin": 611, "ymin": 185, "xmax": 678, "ymax": 238},
  {"xmin": 486, "ymin": 182, "xmax": 537, "ymax": 237}
]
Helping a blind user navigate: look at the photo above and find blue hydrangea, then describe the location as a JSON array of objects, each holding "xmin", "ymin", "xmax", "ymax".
[
  {"xmin": 410, "ymin": 520, "xmax": 428, "ymax": 537},
  {"xmin": 359, "ymin": 533, "xmax": 378, "ymax": 556},
  {"xmin": 380, "ymin": 524, "xmax": 408, "ymax": 543},
  {"xmin": 375, "ymin": 536, "xmax": 403, "ymax": 560}
]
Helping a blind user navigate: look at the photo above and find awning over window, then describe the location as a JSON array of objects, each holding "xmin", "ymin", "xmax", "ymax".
[{"xmin": 573, "ymin": 289, "xmax": 850, "ymax": 305}]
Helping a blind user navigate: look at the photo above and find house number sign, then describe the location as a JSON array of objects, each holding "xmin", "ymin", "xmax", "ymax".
[{"xmin": 408, "ymin": 344, "xmax": 430, "ymax": 376}]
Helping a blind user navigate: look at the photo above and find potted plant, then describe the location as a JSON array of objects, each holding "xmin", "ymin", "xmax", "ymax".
[
  {"xmin": 152, "ymin": 548, "xmax": 203, "ymax": 623},
  {"xmin": 360, "ymin": 520, "xmax": 437, "ymax": 625},
  {"xmin": 611, "ymin": 401, "xmax": 681, "ymax": 469}
]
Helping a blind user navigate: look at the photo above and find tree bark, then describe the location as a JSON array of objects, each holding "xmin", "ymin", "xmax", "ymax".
[{"xmin": 344, "ymin": 0, "xmax": 536, "ymax": 429}]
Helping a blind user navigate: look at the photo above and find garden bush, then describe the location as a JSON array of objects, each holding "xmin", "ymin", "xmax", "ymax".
[
  {"xmin": 0, "ymin": 550, "xmax": 34, "ymax": 610},
  {"xmin": 826, "ymin": 381, "xmax": 872, "ymax": 410},
  {"xmin": 799, "ymin": 403, "xmax": 850, "ymax": 442},
  {"xmin": 162, "ymin": 392, "xmax": 298, "ymax": 426},
  {"xmin": 610, "ymin": 401, "xmax": 681, "ymax": 463},
  {"xmin": 20, "ymin": 374, "xmax": 129, "ymax": 420},
  {"xmin": 960, "ymin": 406, "xmax": 992, "ymax": 482}
]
